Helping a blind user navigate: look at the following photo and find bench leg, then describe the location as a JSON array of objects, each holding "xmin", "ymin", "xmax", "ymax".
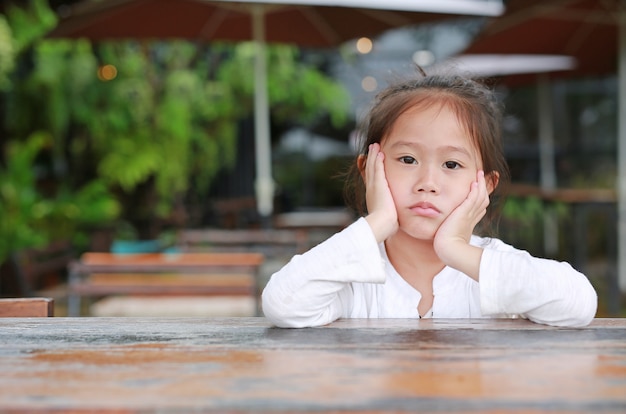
[
  {"xmin": 67, "ymin": 269, "xmax": 81, "ymax": 317},
  {"xmin": 67, "ymin": 293, "xmax": 81, "ymax": 317}
]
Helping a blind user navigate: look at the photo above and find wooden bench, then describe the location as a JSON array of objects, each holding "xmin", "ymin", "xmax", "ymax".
[
  {"xmin": 506, "ymin": 183, "xmax": 617, "ymax": 203},
  {"xmin": 67, "ymin": 252, "xmax": 264, "ymax": 316},
  {"xmin": 0, "ymin": 297, "xmax": 54, "ymax": 317},
  {"xmin": 176, "ymin": 228, "xmax": 310, "ymax": 257},
  {"xmin": 273, "ymin": 210, "xmax": 354, "ymax": 246},
  {"xmin": 273, "ymin": 210, "xmax": 354, "ymax": 231}
]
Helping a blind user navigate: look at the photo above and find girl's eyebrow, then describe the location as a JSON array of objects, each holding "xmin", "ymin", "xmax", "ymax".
[
  {"xmin": 439, "ymin": 145, "xmax": 473, "ymax": 158},
  {"xmin": 390, "ymin": 141, "xmax": 473, "ymax": 158}
]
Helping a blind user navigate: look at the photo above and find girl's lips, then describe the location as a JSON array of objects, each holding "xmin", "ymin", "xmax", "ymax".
[{"xmin": 410, "ymin": 202, "xmax": 440, "ymax": 217}]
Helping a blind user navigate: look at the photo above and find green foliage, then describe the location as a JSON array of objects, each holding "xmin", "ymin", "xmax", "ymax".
[
  {"xmin": 502, "ymin": 196, "xmax": 569, "ymax": 225},
  {"xmin": 7, "ymin": 39, "xmax": 242, "ymax": 222},
  {"xmin": 0, "ymin": 133, "xmax": 48, "ymax": 264},
  {"xmin": 500, "ymin": 196, "xmax": 569, "ymax": 255},
  {"xmin": 0, "ymin": 133, "xmax": 120, "ymax": 263},
  {"xmin": 219, "ymin": 44, "xmax": 350, "ymax": 127},
  {"xmin": 88, "ymin": 41, "xmax": 246, "ymax": 216},
  {"xmin": 3, "ymin": 1, "xmax": 351, "ymax": 239},
  {"xmin": 502, "ymin": 196, "xmax": 545, "ymax": 226},
  {"xmin": 0, "ymin": 16, "xmax": 15, "ymax": 90},
  {"xmin": 4, "ymin": 0, "xmax": 56, "ymax": 53}
]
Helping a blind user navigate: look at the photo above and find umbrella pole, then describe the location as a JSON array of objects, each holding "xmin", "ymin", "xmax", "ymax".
[
  {"xmin": 537, "ymin": 74, "xmax": 559, "ymax": 257},
  {"xmin": 618, "ymin": 4, "xmax": 626, "ymax": 295},
  {"xmin": 252, "ymin": 5, "xmax": 275, "ymax": 227}
]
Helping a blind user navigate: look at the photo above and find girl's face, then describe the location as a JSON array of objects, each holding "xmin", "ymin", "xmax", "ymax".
[{"xmin": 380, "ymin": 103, "xmax": 488, "ymax": 240}]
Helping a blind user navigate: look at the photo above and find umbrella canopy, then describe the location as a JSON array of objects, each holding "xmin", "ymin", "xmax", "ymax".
[
  {"xmin": 49, "ymin": 0, "xmax": 505, "ymax": 46},
  {"xmin": 47, "ymin": 0, "xmax": 504, "ymax": 223},
  {"xmin": 463, "ymin": 0, "xmax": 619, "ymax": 82},
  {"xmin": 459, "ymin": 0, "xmax": 626, "ymax": 296}
]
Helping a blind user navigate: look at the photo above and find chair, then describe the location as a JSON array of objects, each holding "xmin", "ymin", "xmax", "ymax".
[{"xmin": 0, "ymin": 297, "xmax": 54, "ymax": 317}]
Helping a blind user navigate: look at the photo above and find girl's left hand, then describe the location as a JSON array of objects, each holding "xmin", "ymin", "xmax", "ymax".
[{"xmin": 433, "ymin": 170, "xmax": 490, "ymax": 278}]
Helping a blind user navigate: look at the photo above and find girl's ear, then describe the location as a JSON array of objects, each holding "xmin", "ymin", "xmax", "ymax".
[
  {"xmin": 357, "ymin": 154, "xmax": 367, "ymax": 181},
  {"xmin": 486, "ymin": 171, "xmax": 500, "ymax": 195}
]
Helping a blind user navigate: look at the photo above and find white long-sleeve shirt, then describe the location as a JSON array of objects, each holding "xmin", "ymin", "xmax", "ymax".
[{"xmin": 262, "ymin": 218, "xmax": 597, "ymax": 328}]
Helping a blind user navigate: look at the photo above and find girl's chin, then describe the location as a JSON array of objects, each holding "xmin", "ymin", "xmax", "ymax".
[{"xmin": 397, "ymin": 223, "xmax": 437, "ymax": 242}]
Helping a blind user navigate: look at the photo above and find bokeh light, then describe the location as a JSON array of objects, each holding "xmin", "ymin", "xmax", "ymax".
[
  {"xmin": 356, "ymin": 37, "xmax": 373, "ymax": 54},
  {"xmin": 97, "ymin": 64, "xmax": 118, "ymax": 81},
  {"xmin": 361, "ymin": 76, "xmax": 377, "ymax": 92}
]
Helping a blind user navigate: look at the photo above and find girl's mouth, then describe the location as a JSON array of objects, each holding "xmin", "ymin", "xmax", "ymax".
[{"xmin": 410, "ymin": 202, "xmax": 440, "ymax": 217}]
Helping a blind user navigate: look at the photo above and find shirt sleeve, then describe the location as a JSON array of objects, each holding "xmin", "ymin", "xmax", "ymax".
[
  {"xmin": 261, "ymin": 218, "xmax": 385, "ymax": 328},
  {"xmin": 478, "ymin": 240, "xmax": 598, "ymax": 327}
]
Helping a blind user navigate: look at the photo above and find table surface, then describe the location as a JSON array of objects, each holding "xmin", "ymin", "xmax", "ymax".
[{"xmin": 1, "ymin": 317, "xmax": 625, "ymax": 413}]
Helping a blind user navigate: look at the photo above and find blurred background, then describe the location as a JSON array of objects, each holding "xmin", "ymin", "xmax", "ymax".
[{"xmin": 0, "ymin": 0, "xmax": 623, "ymax": 316}]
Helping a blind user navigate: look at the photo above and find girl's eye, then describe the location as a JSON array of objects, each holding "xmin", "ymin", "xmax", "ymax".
[
  {"xmin": 399, "ymin": 156, "xmax": 417, "ymax": 164},
  {"xmin": 444, "ymin": 161, "xmax": 461, "ymax": 169}
]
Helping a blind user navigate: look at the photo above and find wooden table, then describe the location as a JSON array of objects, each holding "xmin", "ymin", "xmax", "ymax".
[{"xmin": 1, "ymin": 317, "xmax": 624, "ymax": 413}]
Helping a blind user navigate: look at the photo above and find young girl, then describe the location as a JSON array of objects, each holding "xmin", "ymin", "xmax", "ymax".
[{"xmin": 262, "ymin": 71, "xmax": 597, "ymax": 328}]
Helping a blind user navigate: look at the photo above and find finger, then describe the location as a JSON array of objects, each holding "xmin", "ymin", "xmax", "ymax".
[
  {"xmin": 365, "ymin": 144, "xmax": 378, "ymax": 185},
  {"xmin": 365, "ymin": 144, "xmax": 385, "ymax": 213},
  {"xmin": 476, "ymin": 170, "xmax": 490, "ymax": 211},
  {"xmin": 459, "ymin": 171, "xmax": 488, "ymax": 224},
  {"xmin": 368, "ymin": 144, "xmax": 387, "ymax": 193},
  {"xmin": 471, "ymin": 171, "xmax": 489, "ymax": 222},
  {"xmin": 469, "ymin": 171, "xmax": 487, "ymax": 202},
  {"xmin": 375, "ymin": 149, "xmax": 385, "ymax": 186}
]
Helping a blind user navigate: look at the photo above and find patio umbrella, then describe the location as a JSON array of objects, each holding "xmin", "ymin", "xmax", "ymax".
[
  {"xmin": 459, "ymin": 0, "xmax": 626, "ymax": 295},
  {"xmin": 47, "ymin": 0, "xmax": 504, "ymax": 224}
]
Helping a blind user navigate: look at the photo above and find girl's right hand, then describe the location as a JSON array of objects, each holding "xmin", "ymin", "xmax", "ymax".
[{"xmin": 364, "ymin": 143, "xmax": 398, "ymax": 243}]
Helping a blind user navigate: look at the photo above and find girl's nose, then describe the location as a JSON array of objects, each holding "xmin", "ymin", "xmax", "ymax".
[{"xmin": 414, "ymin": 167, "xmax": 439, "ymax": 193}]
